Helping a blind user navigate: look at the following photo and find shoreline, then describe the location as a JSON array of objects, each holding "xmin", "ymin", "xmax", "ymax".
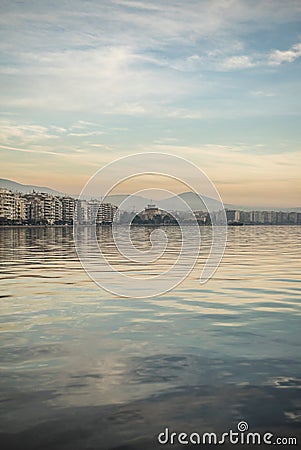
[{"xmin": 0, "ymin": 223, "xmax": 300, "ymax": 229}]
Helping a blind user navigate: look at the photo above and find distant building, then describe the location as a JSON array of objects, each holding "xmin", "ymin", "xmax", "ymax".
[
  {"xmin": 87, "ymin": 200, "xmax": 99, "ymax": 223},
  {"xmin": 0, "ymin": 189, "xmax": 27, "ymax": 223},
  {"xmin": 42, "ymin": 194, "xmax": 56, "ymax": 224},
  {"xmin": 0, "ymin": 188, "xmax": 300, "ymax": 226},
  {"xmin": 75, "ymin": 200, "xmax": 118, "ymax": 225},
  {"xmin": 266, "ymin": 211, "xmax": 277, "ymax": 224},
  {"xmin": 24, "ymin": 193, "xmax": 44, "ymax": 224},
  {"xmin": 139, "ymin": 204, "xmax": 160, "ymax": 221},
  {"xmin": 62, "ymin": 197, "xmax": 76, "ymax": 224},
  {"xmin": 288, "ymin": 212, "xmax": 298, "ymax": 224},
  {"xmin": 133, "ymin": 204, "xmax": 177, "ymax": 225},
  {"xmin": 14, "ymin": 195, "xmax": 26, "ymax": 222},
  {"xmin": 96, "ymin": 202, "xmax": 118, "ymax": 224},
  {"xmin": 226, "ymin": 210, "xmax": 236, "ymax": 223},
  {"xmin": 240, "ymin": 211, "xmax": 251, "ymax": 224},
  {"xmin": 278, "ymin": 212, "xmax": 289, "ymax": 225},
  {"xmin": 224, "ymin": 209, "xmax": 301, "ymax": 225},
  {"xmin": 0, "ymin": 189, "xmax": 15, "ymax": 222},
  {"xmin": 193, "ymin": 210, "xmax": 208, "ymax": 224},
  {"xmin": 75, "ymin": 200, "xmax": 89, "ymax": 224},
  {"xmin": 23, "ymin": 192, "xmax": 61, "ymax": 224}
]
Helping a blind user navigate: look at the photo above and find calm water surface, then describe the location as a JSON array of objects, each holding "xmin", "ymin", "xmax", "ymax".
[{"xmin": 0, "ymin": 226, "xmax": 301, "ymax": 449}]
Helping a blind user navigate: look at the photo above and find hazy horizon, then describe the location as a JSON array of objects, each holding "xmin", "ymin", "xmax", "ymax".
[{"xmin": 1, "ymin": 176, "xmax": 301, "ymax": 211}]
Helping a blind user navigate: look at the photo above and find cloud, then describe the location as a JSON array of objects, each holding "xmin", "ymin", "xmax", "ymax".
[
  {"xmin": 50, "ymin": 125, "xmax": 67, "ymax": 133},
  {"xmin": 251, "ymin": 90, "xmax": 275, "ymax": 97},
  {"xmin": 166, "ymin": 109, "xmax": 204, "ymax": 119},
  {"xmin": 1, "ymin": 1, "xmax": 300, "ymax": 51},
  {"xmin": 217, "ymin": 41, "xmax": 301, "ymax": 71},
  {"xmin": 219, "ymin": 55, "xmax": 255, "ymax": 70},
  {"xmin": 0, "ymin": 45, "xmax": 198, "ymax": 114},
  {"xmin": 70, "ymin": 120, "xmax": 101, "ymax": 130},
  {"xmin": 0, "ymin": 119, "xmax": 108, "ymax": 157},
  {"xmin": 88, "ymin": 143, "xmax": 112, "ymax": 148},
  {"xmin": 153, "ymin": 137, "xmax": 179, "ymax": 145},
  {"xmin": 0, "ymin": 120, "xmax": 60, "ymax": 144},
  {"xmin": 0, "ymin": 143, "xmax": 66, "ymax": 156},
  {"xmin": 0, "ymin": 0, "xmax": 300, "ymax": 208},
  {"xmin": 68, "ymin": 131, "xmax": 105, "ymax": 137},
  {"xmin": 269, "ymin": 42, "xmax": 301, "ymax": 65},
  {"xmin": 0, "ymin": 1, "xmax": 300, "ymax": 118}
]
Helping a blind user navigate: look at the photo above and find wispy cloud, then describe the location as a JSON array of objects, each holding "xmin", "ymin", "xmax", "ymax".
[
  {"xmin": 251, "ymin": 90, "xmax": 276, "ymax": 97},
  {"xmin": 220, "ymin": 55, "xmax": 255, "ymax": 70},
  {"xmin": 70, "ymin": 120, "xmax": 101, "ymax": 130},
  {"xmin": 68, "ymin": 131, "xmax": 105, "ymax": 137},
  {"xmin": 0, "ymin": 120, "xmax": 60, "ymax": 144},
  {"xmin": 0, "ymin": 144, "xmax": 66, "ymax": 156}
]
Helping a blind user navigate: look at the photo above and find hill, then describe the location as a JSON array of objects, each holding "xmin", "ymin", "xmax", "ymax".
[{"xmin": 0, "ymin": 178, "xmax": 65, "ymax": 196}]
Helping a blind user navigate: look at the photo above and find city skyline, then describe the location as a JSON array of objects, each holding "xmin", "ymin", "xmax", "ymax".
[
  {"xmin": 1, "ymin": 176, "xmax": 301, "ymax": 212},
  {"xmin": 1, "ymin": 186, "xmax": 301, "ymax": 227},
  {"xmin": 0, "ymin": 1, "xmax": 301, "ymax": 207}
]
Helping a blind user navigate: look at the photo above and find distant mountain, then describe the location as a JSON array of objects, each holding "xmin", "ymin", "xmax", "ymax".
[
  {"xmin": 0, "ymin": 178, "xmax": 65, "ymax": 196},
  {"xmin": 160, "ymin": 191, "xmax": 229, "ymax": 211},
  {"xmin": 105, "ymin": 192, "xmax": 230, "ymax": 212},
  {"xmin": 101, "ymin": 192, "xmax": 301, "ymax": 213},
  {"xmin": 105, "ymin": 194, "xmax": 149, "ymax": 210},
  {"xmin": 1, "ymin": 178, "xmax": 300, "ymax": 212},
  {"xmin": 231, "ymin": 204, "xmax": 301, "ymax": 213}
]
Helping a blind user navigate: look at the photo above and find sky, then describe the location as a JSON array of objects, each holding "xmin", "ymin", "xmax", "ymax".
[{"xmin": 0, "ymin": 0, "xmax": 300, "ymax": 207}]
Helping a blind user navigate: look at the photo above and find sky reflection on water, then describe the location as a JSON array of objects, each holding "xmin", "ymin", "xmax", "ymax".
[{"xmin": 0, "ymin": 226, "xmax": 301, "ymax": 449}]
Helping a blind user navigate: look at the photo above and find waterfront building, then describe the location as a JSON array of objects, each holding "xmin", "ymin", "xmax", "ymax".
[
  {"xmin": 288, "ymin": 212, "xmax": 298, "ymax": 224},
  {"xmin": 95, "ymin": 202, "xmax": 118, "ymax": 224},
  {"xmin": 75, "ymin": 200, "xmax": 89, "ymax": 224},
  {"xmin": 82, "ymin": 200, "xmax": 118, "ymax": 224},
  {"xmin": 133, "ymin": 204, "xmax": 177, "ymax": 225},
  {"xmin": 140, "ymin": 204, "xmax": 160, "ymax": 221},
  {"xmin": 226, "ymin": 210, "xmax": 236, "ymax": 223},
  {"xmin": 24, "ymin": 193, "xmax": 44, "ymax": 224},
  {"xmin": 1, "ymin": 188, "xmax": 300, "ymax": 226},
  {"xmin": 87, "ymin": 200, "xmax": 99, "ymax": 223},
  {"xmin": 277, "ymin": 211, "xmax": 289, "ymax": 225},
  {"xmin": 14, "ymin": 195, "xmax": 26, "ymax": 222},
  {"xmin": 62, "ymin": 197, "xmax": 76, "ymax": 224},
  {"xmin": 266, "ymin": 211, "xmax": 277, "ymax": 224},
  {"xmin": 240, "ymin": 211, "xmax": 251, "ymax": 224},
  {"xmin": 0, "ymin": 189, "xmax": 15, "ymax": 221},
  {"xmin": 54, "ymin": 197, "xmax": 63, "ymax": 223},
  {"xmin": 41, "ymin": 194, "xmax": 56, "ymax": 224},
  {"xmin": 194, "ymin": 210, "xmax": 208, "ymax": 224}
]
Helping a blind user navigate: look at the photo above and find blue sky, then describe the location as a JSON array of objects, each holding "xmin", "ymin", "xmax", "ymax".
[{"xmin": 0, "ymin": 0, "xmax": 300, "ymax": 206}]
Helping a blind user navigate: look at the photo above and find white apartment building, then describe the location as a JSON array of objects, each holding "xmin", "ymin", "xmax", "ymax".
[
  {"xmin": 62, "ymin": 197, "xmax": 76, "ymax": 224},
  {"xmin": 0, "ymin": 189, "xmax": 118, "ymax": 225},
  {"xmin": 0, "ymin": 189, "xmax": 15, "ymax": 220}
]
